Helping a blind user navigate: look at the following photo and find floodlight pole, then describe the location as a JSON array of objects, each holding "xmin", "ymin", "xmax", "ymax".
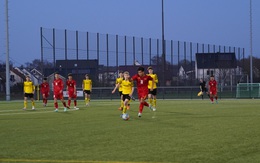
[
  {"xmin": 162, "ymin": 0, "xmax": 166, "ymax": 86},
  {"xmin": 5, "ymin": 0, "xmax": 10, "ymax": 101},
  {"xmin": 249, "ymin": 0, "xmax": 253, "ymax": 83}
]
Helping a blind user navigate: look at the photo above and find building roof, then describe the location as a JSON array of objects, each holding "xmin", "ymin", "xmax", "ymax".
[{"xmin": 11, "ymin": 68, "xmax": 26, "ymax": 81}]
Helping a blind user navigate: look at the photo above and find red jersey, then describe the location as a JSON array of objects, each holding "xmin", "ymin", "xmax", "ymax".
[
  {"xmin": 53, "ymin": 78, "xmax": 64, "ymax": 94},
  {"xmin": 209, "ymin": 80, "xmax": 217, "ymax": 91},
  {"xmin": 132, "ymin": 74, "xmax": 153, "ymax": 89},
  {"xmin": 66, "ymin": 80, "xmax": 76, "ymax": 92},
  {"xmin": 132, "ymin": 74, "xmax": 153, "ymax": 99},
  {"xmin": 40, "ymin": 82, "xmax": 50, "ymax": 93}
]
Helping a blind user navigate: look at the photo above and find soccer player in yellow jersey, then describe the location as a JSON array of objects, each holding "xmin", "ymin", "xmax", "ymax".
[
  {"xmin": 112, "ymin": 71, "xmax": 134, "ymax": 117},
  {"xmin": 115, "ymin": 71, "xmax": 124, "ymax": 110},
  {"xmin": 23, "ymin": 75, "xmax": 35, "ymax": 110},
  {"xmin": 147, "ymin": 66, "xmax": 158, "ymax": 109},
  {"xmin": 82, "ymin": 74, "xmax": 92, "ymax": 106}
]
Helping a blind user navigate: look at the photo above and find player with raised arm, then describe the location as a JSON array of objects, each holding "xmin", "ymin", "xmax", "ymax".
[
  {"xmin": 23, "ymin": 75, "xmax": 35, "ymax": 110},
  {"xmin": 112, "ymin": 71, "xmax": 134, "ymax": 118},
  {"xmin": 208, "ymin": 75, "xmax": 218, "ymax": 104},
  {"xmin": 66, "ymin": 73, "xmax": 79, "ymax": 110},
  {"xmin": 147, "ymin": 66, "xmax": 158, "ymax": 109},
  {"xmin": 53, "ymin": 72, "xmax": 70, "ymax": 112},
  {"xmin": 132, "ymin": 66, "xmax": 156, "ymax": 117},
  {"xmin": 40, "ymin": 77, "xmax": 50, "ymax": 107},
  {"xmin": 82, "ymin": 74, "xmax": 92, "ymax": 106}
]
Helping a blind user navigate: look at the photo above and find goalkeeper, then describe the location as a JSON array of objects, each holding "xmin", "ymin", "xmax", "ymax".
[{"xmin": 199, "ymin": 78, "xmax": 209, "ymax": 99}]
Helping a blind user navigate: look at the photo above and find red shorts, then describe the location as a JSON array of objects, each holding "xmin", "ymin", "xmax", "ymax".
[
  {"xmin": 53, "ymin": 92, "xmax": 64, "ymax": 100},
  {"xmin": 210, "ymin": 89, "xmax": 217, "ymax": 95},
  {"xmin": 42, "ymin": 92, "xmax": 49, "ymax": 98},
  {"xmin": 68, "ymin": 91, "xmax": 77, "ymax": 98},
  {"xmin": 137, "ymin": 89, "xmax": 148, "ymax": 100}
]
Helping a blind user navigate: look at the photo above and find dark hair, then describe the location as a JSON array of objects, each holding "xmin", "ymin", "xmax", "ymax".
[
  {"xmin": 55, "ymin": 72, "xmax": 59, "ymax": 75},
  {"xmin": 210, "ymin": 75, "xmax": 214, "ymax": 77},
  {"xmin": 68, "ymin": 73, "xmax": 73, "ymax": 76},
  {"xmin": 119, "ymin": 70, "xmax": 123, "ymax": 73},
  {"xmin": 137, "ymin": 66, "xmax": 145, "ymax": 72},
  {"xmin": 43, "ymin": 77, "xmax": 47, "ymax": 80}
]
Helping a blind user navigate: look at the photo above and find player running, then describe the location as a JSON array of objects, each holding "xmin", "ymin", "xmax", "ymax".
[
  {"xmin": 115, "ymin": 71, "xmax": 124, "ymax": 110},
  {"xmin": 82, "ymin": 74, "xmax": 92, "ymax": 106},
  {"xmin": 147, "ymin": 66, "xmax": 158, "ymax": 109},
  {"xmin": 66, "ymin": 73, "xmax": 79, "ymax": 110},
  {"xmin": 40, "ymin": 77, "xmax": 50, "ymax": 107},
  {"xmin": 199, "ymin": 78, "xmax": 209, "ymax": 100},
  {"xmin": 112, "ymin": 71, "xmax": 134, "ymax": 117},
  {"xmin": 208, "ymin": 75, "xmax": 218, "ymax": 104},
  {"xmin": 132, "ymin": 66, "xmax": 156, "ymax": 117},
  {"xmin": 53, "ymin": 72, "xmax": 70, "ymax": 112},
  {"xmin": 23, "ymin": 75, "xmax": 36, "ymax": 110}
]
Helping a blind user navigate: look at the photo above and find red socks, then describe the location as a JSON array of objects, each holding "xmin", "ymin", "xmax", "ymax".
[
  {"xmin": 54, "ymin": 102, "xmax": 58, "ymax": 109},
  {"xmin": 139, "ymin": 101, "xmax": 149, "ymax": 113},
  {"xmin": 68, "ymin": 100, "xmax": 71, "ymax": 106}
]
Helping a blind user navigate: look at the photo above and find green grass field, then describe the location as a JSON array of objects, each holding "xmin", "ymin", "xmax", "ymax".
[{"xmin": 0, "ymin": 99, "xmax": 259, "ymax": 163}]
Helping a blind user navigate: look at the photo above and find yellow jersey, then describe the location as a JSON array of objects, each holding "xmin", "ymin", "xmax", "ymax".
[
  {"xmin": 147, "ymin": 73, "xmax": 158, "ymax": 89},
  {"xmin": 116, "ymin": 77, "xmax": 123, "ymax": 92},
  {"xmin": 82, "ymin": 79, "xmax": 92, "ymax": 90},
  {"xmin": 24, "ymin": 81, "xmax": 35, "ymax": 94},
  {"xmin": 120, "ymin": 80, "xmax": 133, "ymax": 95}
]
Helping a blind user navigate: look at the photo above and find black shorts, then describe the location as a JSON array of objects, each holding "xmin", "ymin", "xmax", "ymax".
[
  {"xmin": 84, "ymin": 90, "xmax": 91, "ymax": 94},
  {"xmin": 149, "ymin": 88, "xmax": 157, "ymax": 96},
  {"xmin": 119, "ymin": 91, "xmax": 122, "ymax": 97},
  {"xmin": 24, "ymin": 93, "xmax": 34, "ymax": 98},
  {"xmin": 202, "ymin": 88, "xmax": 208, "ymax": 93},
  {"xmin": 122, "ymin": 94, "xmax": 131, "ymax": 101}
]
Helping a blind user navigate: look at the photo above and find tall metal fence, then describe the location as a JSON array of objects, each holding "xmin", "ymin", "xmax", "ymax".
[{"xmin": 40, "ymin": 27, "xmax": 245, "ymax": 88}]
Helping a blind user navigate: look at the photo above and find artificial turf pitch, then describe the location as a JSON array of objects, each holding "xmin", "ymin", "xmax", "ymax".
[{"xmin": 0, "ymin": 99, "xmax": 259, "ymax": 163}]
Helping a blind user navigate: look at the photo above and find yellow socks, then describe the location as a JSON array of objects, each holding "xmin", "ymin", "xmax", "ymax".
[
  {"xmin": 122, "ymin": 106, "xmax": 127, "ymax": 114},
  {"xmin": 24, "ymin": 101, "xmax": 27, "ymax": 108},
  {"xmin": 120, "ymin": 100, "xmax": 124, "ymax": 108},
  {"xmin": 85, "ymin": 98, "xmax": 90, "ymax": 104},
  {"xmin": 153, "ymin": 99, "xmax": 156, "ymax": 107},
  {"xmin": 149, "ymin": 98, "xmax": 152, "ymax": 105}
]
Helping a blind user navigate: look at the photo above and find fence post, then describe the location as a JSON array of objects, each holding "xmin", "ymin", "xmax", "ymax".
[
  {"xmin": 40, "ymin": 27, "xmax": 43, "ymax": 75},
  {"xmin": 133, "ymin": 36, "xmax": 135, "ymax": 65},
  {"xmin": 116, "ymin": 35, "xmax": 118, "ymax": 70},
  {"xmin": 76, "ymin": 30, "xmax": 79, "ymax": 60},
  {"xmin": 87, "ymin": 32, "xmax": 89, "ymax": 60},
  {"xmin": 53, "ymin": 28, "xmax": 56, "ymax": 73}
]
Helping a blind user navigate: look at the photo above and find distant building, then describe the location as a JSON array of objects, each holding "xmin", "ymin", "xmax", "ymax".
[
  {"xmin": 10, "ymin": 68, "xmax": 26, "ymax": 86},
  {"xmin": 195, "ymin": 53, "xmax": 239, "ymax": 86},
  {"xmin": 43, "ymin": 60, "xmax": 99, "ymax": 87}
]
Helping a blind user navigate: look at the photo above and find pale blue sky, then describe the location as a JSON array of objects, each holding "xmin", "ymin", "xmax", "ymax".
[{"xmin": 0, "ymin": 0, "xmax": 259, "ymax": 66}]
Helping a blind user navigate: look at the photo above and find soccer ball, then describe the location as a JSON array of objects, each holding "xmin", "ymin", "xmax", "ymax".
[{"xmin": 122, "ymin": 113, "xmax": 130, "ymax": 121}]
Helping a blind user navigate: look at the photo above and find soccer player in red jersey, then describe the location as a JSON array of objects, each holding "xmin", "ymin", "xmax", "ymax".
[
  {"xmin": 132, "ymin": 67, "xmax": 156, "ymax": 117},
  {"xmin": 208, "ymin": 75, "xmax": 218, "ymax": 104},
  {"xmin": 40, "ymin": 77, "xmax": 50, "ymax": 107},
  {"xmin": 66, "ymin": 73, "xmax": 79, "ymax": 110},
  {"xmin": 53, "ymin": 72, "xmax": 70, "ymax": 112}
]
